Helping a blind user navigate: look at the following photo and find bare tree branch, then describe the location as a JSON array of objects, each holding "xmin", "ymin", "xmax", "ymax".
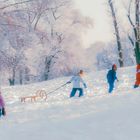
[
  {"xmin": 127, "ymin": 0, "xmax": 135, "ymax": 28},
  {"xmin": 0, "ymin": 0, "xmax": 38, "ymax": 10},
  {"xmin": 128, "ymin": 33, "xmax": 134, "ymax": 46}
]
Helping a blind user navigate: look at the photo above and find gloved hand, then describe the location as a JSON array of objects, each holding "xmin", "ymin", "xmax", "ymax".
[
  {"xmin": 84, "ymin": 83, "xmax": 87, "ymax": 88},
  {"xmin": 66, "ymin": 81, "xmax": 71, "ymax": 84}
]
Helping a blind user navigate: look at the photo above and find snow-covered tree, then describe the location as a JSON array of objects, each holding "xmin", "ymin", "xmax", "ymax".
[
  {"xmin": 0, "ymin": 0, "xmax": 93, "ymax": 85},
  {"xmin": 108, "ymin": 0, "xmax": 124, "ymax": 67}
]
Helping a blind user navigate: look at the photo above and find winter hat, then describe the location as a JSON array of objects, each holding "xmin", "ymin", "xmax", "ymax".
[
  {"xmin": 112, "ymin": 64, "xmax": 117, "ymax": 69},
  {"xmin": 79, "ymin": 70, "xmax": 84, "ymax": 75}
]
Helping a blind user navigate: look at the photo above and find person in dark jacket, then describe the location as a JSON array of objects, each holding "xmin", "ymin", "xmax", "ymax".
[
  {"xmin": 0, "ymin": 91, "xmax": 6, "ymax": 117},
  {"xmin": 107, "ymin": 64, "xmax": 119, "ymax": 93}
]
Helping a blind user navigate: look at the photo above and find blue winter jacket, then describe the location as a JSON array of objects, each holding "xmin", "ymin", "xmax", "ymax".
[{"xmin": 107, "ymin": 69, "xmax": 117, "ymax": 83}]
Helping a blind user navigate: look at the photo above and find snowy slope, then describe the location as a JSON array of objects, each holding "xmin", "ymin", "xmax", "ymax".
[{"xmin": 0, "ymin": 66, "xmax": 140, "ymax": 140}]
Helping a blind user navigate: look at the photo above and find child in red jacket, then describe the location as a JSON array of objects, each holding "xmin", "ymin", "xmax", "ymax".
[{"xmin": 134, "ymin": 64, "xmax": 140, "ymax": 88}]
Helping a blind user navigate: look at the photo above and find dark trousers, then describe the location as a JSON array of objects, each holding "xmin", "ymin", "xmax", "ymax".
[
  {"xmin": 134, "ymin": 85, "xmax": 139, "ymax": 88},
  {"xmin": 0, "ymin": 108, "xmax": 2, "ymax": 117},
  {"xmin": 70, "ymin": 88, "xmax": 84, "ymax": 97},
  {"xmin": 108, "ymin": 82, "xmax": 114, "ymax": 93},
  {"xmin": 0, "ymin": 108, "xmax": 5, "ymax": 117}
]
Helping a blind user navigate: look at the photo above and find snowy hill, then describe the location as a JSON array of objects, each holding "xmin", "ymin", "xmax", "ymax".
[{"xmin": 0, "ymin": 66, "xmax": 140, "ymax": 140}]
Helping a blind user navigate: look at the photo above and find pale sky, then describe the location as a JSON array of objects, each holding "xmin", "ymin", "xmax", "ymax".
[{"xmin": 74, "ymin": 0, "xmax": 114, "ymax": 47}]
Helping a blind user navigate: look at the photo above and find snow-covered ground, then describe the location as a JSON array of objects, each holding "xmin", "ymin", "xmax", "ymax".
[{"xmin": 0, "ymin": 66, "xmax": 140, "ymax": 140}]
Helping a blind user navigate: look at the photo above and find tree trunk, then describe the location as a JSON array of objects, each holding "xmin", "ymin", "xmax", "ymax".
[
  {"xmin": 19, "ymin": 70, "xmax": 23, "ymax": 85},
  {"xmin": 44, "ymin": 56, "xmax": 52, "ymax": 80},
  {"xmin": 108, "ymin": 0, "xmax": 124, "ymax": 67},
  {"xmin": 135, "ymin": 0, "xmax": 140, "ymax": 64},
  {"xmin": 9, "ymin": 68, "xmax": 16, "ymax": 86},
  {"xmin": 25, "ymin": 68, "xmax": 30, "ymax": 82}
]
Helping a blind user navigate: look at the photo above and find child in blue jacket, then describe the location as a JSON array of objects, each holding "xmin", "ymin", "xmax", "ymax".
[
  {"xmin": 107, "ymin": 64, "xmax": 119, "ymax": 93},
  {"xmin": 67, "ymin": 70, "xmax": 87, "ymax": 97}
]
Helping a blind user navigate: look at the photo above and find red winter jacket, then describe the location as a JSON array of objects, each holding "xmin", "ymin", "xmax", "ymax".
[{"xmin": 135, "ymin": 64, "xmax": 140, "ymax": 86}]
